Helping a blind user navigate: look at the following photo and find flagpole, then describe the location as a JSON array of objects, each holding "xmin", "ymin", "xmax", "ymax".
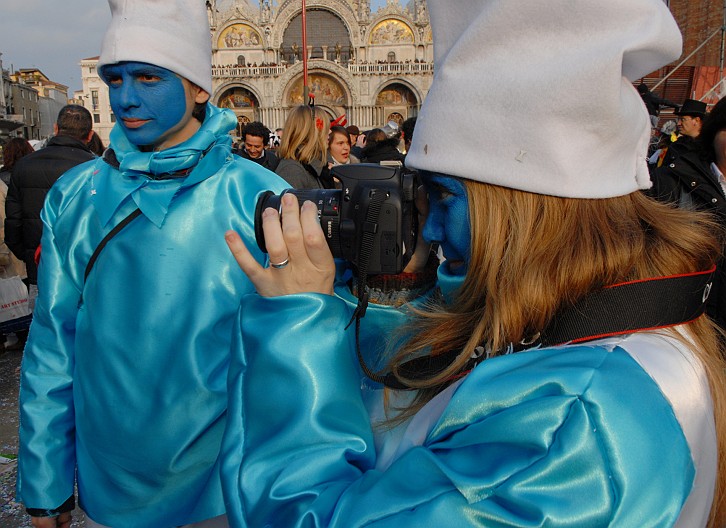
[{"xmin": 302, "ymin": 0, "xmax": 309, "ymax": 102}]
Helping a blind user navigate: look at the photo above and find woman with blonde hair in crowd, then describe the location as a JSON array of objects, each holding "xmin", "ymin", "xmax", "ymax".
[
  {"xmin": 275, "ymin": 105, "xmax": 331, "ymax": 189},
  {"xmin": 222, "ymin": 0, "xmax": 726, "ymax": 525}
]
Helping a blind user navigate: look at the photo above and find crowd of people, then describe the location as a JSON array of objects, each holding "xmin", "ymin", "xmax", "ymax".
[
  {"xmin": 1, "ymin": 0, "xmax": 725, "ymax": 527},
  {"xmin": 231, "ymin": 113, "xmax": 416, "ymax": 190}
]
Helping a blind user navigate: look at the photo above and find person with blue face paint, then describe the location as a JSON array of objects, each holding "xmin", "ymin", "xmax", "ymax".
[
  {"xmin": 101, "ymin": 61, "xmax": 208, "ymax": 151},
  {"xmin": 220, "ymin": 0, "xmax": 726, "ymax": 526},
  {"xmin": 15, "ymin": 1, "xmax": 288, "ymax": 527},
  {"xmin": 421, "ymin": 172, "xmax": 470, "ymax": 277}
]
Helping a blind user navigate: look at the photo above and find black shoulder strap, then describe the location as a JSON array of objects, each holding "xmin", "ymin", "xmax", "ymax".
[
  {"xmin": 84, "ymin": 208, "xmax": 142, "ymax": 282},
  {"xmin": 375, "ymin": 266, "xmax": 716, "ymax": 390},
  {"xmin": 538, "ymin": 268, "xmax": 714, "ymax": 347}
]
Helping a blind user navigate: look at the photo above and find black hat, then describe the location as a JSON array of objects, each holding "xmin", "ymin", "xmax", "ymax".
[{"xmin": 676, "ymin": 99, "xmax": 707, "ymax": 117}]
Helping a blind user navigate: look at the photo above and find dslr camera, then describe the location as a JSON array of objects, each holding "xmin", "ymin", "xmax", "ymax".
[{"xmin": 255, "ymin": 163, "xmax": 419, "ymax": 275}]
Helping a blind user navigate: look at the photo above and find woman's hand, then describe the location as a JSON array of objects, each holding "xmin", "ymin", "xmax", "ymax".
[{"xmin": 226, "ymin": 193, "xmax": 336, "ymax": 297}]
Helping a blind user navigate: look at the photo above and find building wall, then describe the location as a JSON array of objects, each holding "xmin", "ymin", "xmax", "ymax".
[
  {"xmin": 210, "ymin": 0, "xmax": 433, "ymax": 132},
  {"xmin": 668, "ymin": 0, "xmax": 724, "ymax": 68},
  {"xmin": 81, "ymin": 0, "xmax": 433, "ymax": 145},
  {"xmin": 80, "ymin": 58, "xmax": 114, "ymax": 145},
  {"xmin": 7, "ymin": 83, "xmax": 40, "ymax": 140}
]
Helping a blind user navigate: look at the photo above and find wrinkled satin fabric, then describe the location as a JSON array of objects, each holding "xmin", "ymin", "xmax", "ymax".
[
  {"xmin": 17, "ymin": 104, "xmax": 288, "ymax": 528},
  {"xmin": 222, "ymin": 293, "xmax": 704, "ymax": 527}
]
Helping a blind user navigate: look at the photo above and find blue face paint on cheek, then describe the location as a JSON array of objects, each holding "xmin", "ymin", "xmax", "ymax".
[
  {"xmin": 104, "ymin": 62, "xmax": 189, "ymax": 147},
  {"xmin": 423, "ymin": 174, "xmax": 471, "ymax": 276}
]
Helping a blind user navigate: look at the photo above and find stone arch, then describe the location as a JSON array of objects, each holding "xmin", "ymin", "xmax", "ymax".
[
  {"xmin": 368, "ymin": 18, "xmax": 415, "ymax": 46},
  {"xmin": 273, "ymin": 60, "xmax": 358, "ymax": 108},
  {"xmin": 373, "ymin": 80, "xmax": 422, "ymax": 122},
  {"xmin": 374, "ymin": 79, "xmax": 422, "ymax": 106},
  {"xmin": 216, "ymin": 22, "xmax": 264, "ymax": 49},
  {"xmin": 272, "ymin": 0, "xmax": 359, "ymax": 50},
  {"xmin": 283, "ymin": 71, "xmax": 350, "ymax": 117},
  {"xmin": 215, "ymin": 83, "xmax": 262, "ymax": 124},
  {"xmin": 283, "ymin": 10, "xmax": 351, "ymax": 61}
]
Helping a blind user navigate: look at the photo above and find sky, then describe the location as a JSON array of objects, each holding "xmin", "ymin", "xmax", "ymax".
[{"xmin": 0, "ymin": 0, "xmax": 390, "ymax": 95}]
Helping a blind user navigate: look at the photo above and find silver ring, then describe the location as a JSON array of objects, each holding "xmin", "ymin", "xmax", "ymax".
[{"xmin": 270, "ymin": 258, "xmax": 290, "ymax": 269}]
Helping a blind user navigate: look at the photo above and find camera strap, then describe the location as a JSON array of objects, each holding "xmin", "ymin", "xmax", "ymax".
[
  {"xmin": 345, "ymin": 190, "xmax": 390, "ymax": 326},
  {"xmin": 356, "ymin": 265, "xmax": 716, "ymax": 390}
]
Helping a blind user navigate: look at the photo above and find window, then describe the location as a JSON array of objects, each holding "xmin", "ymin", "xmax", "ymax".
[
  {"xmin": 94, "ymin": 114, "xmax": 100, "ymax": 124},
  {"xmin": 91, "ymin": 90, "xmax": 99, "ymax": 110},
  {"xmin": 388, "ymin": 52, "xmax": 396, "ymax": 63},
  {"xmin": 110, "ymin": 113, "xmax": 116, "ymax": 123}
]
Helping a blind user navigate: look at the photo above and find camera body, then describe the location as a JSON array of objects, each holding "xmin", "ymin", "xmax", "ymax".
[{"xmin": 255, "ymin": 163, "xmax": 418, "ymax": 275}]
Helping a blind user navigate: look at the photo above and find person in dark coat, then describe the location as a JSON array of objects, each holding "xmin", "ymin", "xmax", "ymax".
[
  {"xmin": 649, "ymin": 97, "xmax": 726, "ymax": 330},
  {"xmin": 233, "ymin": 121, "xmax": 279, "ymax": 171},
  {"xmin": 359, "ymin": 128, "xmax": 406, "ymax": 164},
  {"xmin": 0, "ymin": 138, "xmax": 35, "ymax": 186},
  {"xmin": 5, "ymin": 104, "xmax": 95, "ymax": 288},
  {"xmin": 637, "ymin": 83, "xmax": 679, "ymax": 127}
]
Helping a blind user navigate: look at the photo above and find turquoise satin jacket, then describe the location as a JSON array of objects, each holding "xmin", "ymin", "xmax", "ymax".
[
  {"xmin": 222, "ymin": 290, "xmax": 702, "ymax": 527},
  {"xmin": 17, "ymin": 104, "xmax": 288, "ymax": 528}
]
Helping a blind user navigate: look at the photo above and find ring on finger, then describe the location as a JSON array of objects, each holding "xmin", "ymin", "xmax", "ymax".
[{"xmin": 270, "ymin": 258, "xmax": 290, "ymax": 269}]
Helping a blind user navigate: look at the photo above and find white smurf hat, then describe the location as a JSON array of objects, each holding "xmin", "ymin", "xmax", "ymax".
[
  {"xmin": 98, "ymin": 0, "xmax": 213, "ymax": 95},
  {"xmin": 406, "ymin": 0, "xmax": 682, "ymax": 198}
]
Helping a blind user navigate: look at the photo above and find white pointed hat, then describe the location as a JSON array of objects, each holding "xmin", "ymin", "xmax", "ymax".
[
  {"xmin": 406, "ymin": 0, "xmax": 682, "ymax": 198},
  {"xmin": 98, "ymin": 0, "xmax": 213, "ymax": 94}
]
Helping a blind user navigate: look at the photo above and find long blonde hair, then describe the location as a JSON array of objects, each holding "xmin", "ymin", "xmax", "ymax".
[
  {"xmin": 387, "ymin": 181, "xmax": 726, "ymax": 526},
  {"xmin": 278, "ymin": 105, "xmax": 329, "ymax": 165}
]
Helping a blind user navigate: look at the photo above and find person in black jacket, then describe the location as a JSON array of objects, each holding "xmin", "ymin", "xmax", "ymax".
[
  {"xmin": 637, "ymin": 83, "xmax": 679, "ymax": 128},
  {"xmin": 233, "ymin": 121, "xmax": 279, "ymax": 171},
  {"xmin": 5, "ymin": 104, "xmax": 95, "ymax": 294},
  {"xmin": 649, "ymin": 97, "xmax": 726, "ymax": 330},
  {"xmin": 359, "ymin": 128, "xmax": 406, "ymax": 164}
]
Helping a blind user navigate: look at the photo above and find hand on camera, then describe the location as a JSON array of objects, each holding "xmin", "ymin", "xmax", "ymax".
[{"xmin": 226, "ymin": 193, "xmax": 336, "ymax": 297}]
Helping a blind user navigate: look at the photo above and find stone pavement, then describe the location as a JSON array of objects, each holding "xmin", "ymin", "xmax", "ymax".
[{"xmin": 0, "ymin": 348, "xmax": 86, "ymax": 527}]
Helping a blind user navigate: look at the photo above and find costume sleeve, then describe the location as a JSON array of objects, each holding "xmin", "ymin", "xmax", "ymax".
[
  {"xmin": 16, "ymin": 188, "xmax": 80, "ymax": 511},
  {"xmin": 5, "ymin": 172, "xmax": 25, "ymax": 260},
  {"xmin": 224, "ymin": 294, "xmax": 696, "ymax": 528}
]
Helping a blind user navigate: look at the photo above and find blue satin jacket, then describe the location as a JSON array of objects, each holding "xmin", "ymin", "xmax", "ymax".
[
  {"xmin": 17, "ymin": 104, "xmax": 288, "ymax": 528},
  {"xmin": 222, "ymin": 287, "xmax": 703, "ymax": 527}
]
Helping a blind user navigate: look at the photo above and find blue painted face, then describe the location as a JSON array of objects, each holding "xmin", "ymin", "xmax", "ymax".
[
  {"xmin": 100, "ymin": 62, "xmax": 193, "ymax": 149},
  {"xmin": 422, "ymin": 173, "xmax": 471, "ymax": 276}
]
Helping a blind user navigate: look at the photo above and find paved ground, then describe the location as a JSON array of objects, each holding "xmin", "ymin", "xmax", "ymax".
[{"xmin": 0, "ymin": 348, "xmax": 87, "ymax": 527}]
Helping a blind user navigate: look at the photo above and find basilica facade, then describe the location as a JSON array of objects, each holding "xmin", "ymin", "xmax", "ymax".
[
  {"xmin": 81, "ymin": 0, "xmax": 433, "ymax": 144},
  {"xmin": 210, "ymin": 0, "xmax": 433, "ymax": 134}
]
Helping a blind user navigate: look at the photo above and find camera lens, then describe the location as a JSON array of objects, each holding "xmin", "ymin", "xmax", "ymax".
[{"xmin": 254, "ymin": 189, "xmax": 342, "ymax": 256}]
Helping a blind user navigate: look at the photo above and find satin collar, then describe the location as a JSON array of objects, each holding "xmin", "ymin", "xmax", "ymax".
[{"xmin": 92, "ymin": 105, "xmax": 236, "ymax": 228}]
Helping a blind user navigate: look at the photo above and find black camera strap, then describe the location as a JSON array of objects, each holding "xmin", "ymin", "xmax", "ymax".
[
  {"xmin": 345, "ymin": 190, "xmax": 389, "ymax": 326},
  {"xmin": 356, "ymin": 265, "xmax": 716, "ymax": 390}
]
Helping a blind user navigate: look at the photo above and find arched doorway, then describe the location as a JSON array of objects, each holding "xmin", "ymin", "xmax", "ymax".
[
  {"xmin": 285, "ymin": 72, "xmax": 349, "ymax": 120},
  {"xmin": 217, "ymin": 86, "xmax": 260, "ymax": 125},
  {"xmin": 375, "ymin": 83, "xmax": 419, "ymax": 125}
]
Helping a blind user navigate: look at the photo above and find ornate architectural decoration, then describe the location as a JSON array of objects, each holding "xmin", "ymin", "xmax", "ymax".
[{"xmin": 210, "ymin": 0, "xmax": 434, "ymax": 134}]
